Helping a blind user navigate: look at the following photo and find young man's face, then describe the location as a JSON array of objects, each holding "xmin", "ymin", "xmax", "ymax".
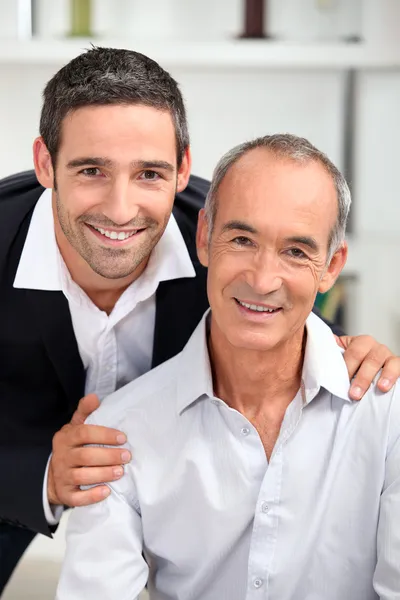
[{"xmin": 36, "ymin": 104, "xmax": 190, "ymax": 280}]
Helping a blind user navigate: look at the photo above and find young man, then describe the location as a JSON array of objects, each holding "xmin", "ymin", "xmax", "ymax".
[
  {"xmin": 0, "ymin": 48, "xmax": 398, "ymax": 593},
  {"xmin": 57, "ymin": 135, "xmax": 400, "ymax": 599}
]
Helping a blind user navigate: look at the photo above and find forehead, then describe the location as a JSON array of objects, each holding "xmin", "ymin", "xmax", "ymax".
[
  {"xmin": 58, "ymin": 104, "xmax": 177, "ymax": 161},
  {"xmin": 216, "ymin": 148, "xmax": 338, "ymax": 239}
]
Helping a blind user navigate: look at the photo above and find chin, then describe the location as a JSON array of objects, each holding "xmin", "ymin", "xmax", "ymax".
[{"xmin": 225, "ymin": 329, "xmax": 282, "ymax": 353}]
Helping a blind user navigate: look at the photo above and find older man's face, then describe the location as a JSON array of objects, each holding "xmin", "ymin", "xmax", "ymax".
[{"xmin": 198, "ymin": 148, "xmax": 346, "ymax": 352}]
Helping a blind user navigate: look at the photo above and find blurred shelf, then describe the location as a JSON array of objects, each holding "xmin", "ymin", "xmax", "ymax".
[{"xmin": 1, "ymin": 38, "xmax": 400, "ymax": 68}]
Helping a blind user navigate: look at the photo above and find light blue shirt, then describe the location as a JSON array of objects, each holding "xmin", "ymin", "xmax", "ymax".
[{"xmin": 57, "ymin": 312, "xmax": 400, "ymax": 600}]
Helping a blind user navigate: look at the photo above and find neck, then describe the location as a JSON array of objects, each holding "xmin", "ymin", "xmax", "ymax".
[
  {"xmin": 209, "ymin": 319, "xmax": 305, "ymax": 419},
  {"xmin": 52, "ymin": 199, "xmax": 147, "ymax": 314}
]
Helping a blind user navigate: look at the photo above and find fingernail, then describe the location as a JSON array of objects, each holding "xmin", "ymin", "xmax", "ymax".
[
  {"xmin": 121, "ymin": 451, "xmax": 131, "ymax": 463},
  {"xmin": 116, "ymin": 434, "xmax": 127, "ymax": 444},
  {"xmin": 351, "ymin": 386, "xmax": 362, "ymax": 400},
  {"xmin": 380, "ymin": 378, "xmax": 390, "ymax": 390},
  {"xmin": 113, "ymin": 466, "xmax": 123, "ymax": 478},
  {"xmin": 101, "ymin": 487, "xmax": 111, "ymax": 498}
]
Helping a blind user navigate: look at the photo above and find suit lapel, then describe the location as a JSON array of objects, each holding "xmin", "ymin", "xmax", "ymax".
[
  {"xmin": 152, "ymin": 261, "xmax": 209, "ymax": 368},
  {"xmin": 1, "ymin": 194, "xmax": 85, "ymax": 413},
  {"xmin": 25, "ymin": 289, "xmax": 85, "ymax": 411}
]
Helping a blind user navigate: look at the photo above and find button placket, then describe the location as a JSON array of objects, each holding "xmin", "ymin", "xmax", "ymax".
[
  {"xmin": 253, "ymin": 578, "xmax": 263, "ymax": 589},
  {"xmin": 97, "ymin": 327, "xmax": 117, "ymax": 398},
  {"xmin": 245, "ymin": 440, "xmax": 284, "ymax": 599},
  {"xmin": 261, "ymin": 502, "xmax": 269, "ymax": 514}
]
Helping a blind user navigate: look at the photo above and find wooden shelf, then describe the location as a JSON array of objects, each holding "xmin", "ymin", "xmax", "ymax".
[{"xmin": 1, "ymin": 38, "xmax": 400, "ymax": 69}]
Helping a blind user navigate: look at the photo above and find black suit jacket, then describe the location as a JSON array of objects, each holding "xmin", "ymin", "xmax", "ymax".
[
  {"xmin": 0, "ymin": 171, "xmax": 342, "ymax": 537},
  {"xmin": 0, "ymin": 171, "xmax": 209, "ymax": 536}
]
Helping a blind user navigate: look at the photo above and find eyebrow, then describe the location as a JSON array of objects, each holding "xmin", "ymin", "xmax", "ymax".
[
  {"xmin": 221, "ymin": 220, "xmax": 258, "ymax": 235},
  {"xmin": 66, "ymin": 157, "xmax": 113, "ymax": 169},
  {"xmin": 66, "ymin": 157, "xmax": 175, "ymax": 172},
  {"xmin": 285, "ymin": 236, "xmax": 319, "ymax": 252},
  {"xmin": 221, "ymin": 223, "xmax": 320, "ymax": 252}
]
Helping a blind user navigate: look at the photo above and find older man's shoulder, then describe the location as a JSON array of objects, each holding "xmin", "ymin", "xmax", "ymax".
[
  {"xmin": 356, "ymin": 375, "xmax": 400, "ymax": 434},
  {"xmin": 89, "ymin": 352, "xmax": 181, "ymax": 429}
]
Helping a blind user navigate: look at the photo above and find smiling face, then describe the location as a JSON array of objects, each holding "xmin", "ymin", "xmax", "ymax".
[
  {"xmin": 197, "ymin": 148, "xmax": 347, "ymax": 353},
  {"xmin": 34, "ymin": 103, "xmax": 190, "ymax": 281}
]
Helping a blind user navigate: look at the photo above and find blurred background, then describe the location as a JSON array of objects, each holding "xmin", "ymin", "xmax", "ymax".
[{"xmin": 1, "ymin": 1, "xmax": 400, "ymax": 597}]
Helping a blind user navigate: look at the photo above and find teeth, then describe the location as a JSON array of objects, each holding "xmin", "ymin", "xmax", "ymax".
[
  {"xmin": 92, "ymin": 226, "xmax": 137, "ymax": 241},
  {"xmin": 238, "ymin": 300, "xmax": 278, "ymax": 313}
]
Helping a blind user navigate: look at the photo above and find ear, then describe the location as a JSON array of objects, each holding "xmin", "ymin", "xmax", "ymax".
[
  {"xmin": 196, "ymin": 208, "xmax": 210, "ymax": 267},
  {"xmin": 33, "ymin": 137, "xmax": 55, "ymax": 188},
  {"xmin": 318, "ymin": 242, "xmax": 348, "ymax": 294},
  {"xmin": 176, "ymin": 146, "xmax": 192, "ymax": 193}
]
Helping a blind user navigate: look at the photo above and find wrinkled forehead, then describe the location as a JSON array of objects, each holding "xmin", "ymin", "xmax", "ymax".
[{"xmin": 215, "ymin": 150, "xmax": 338, "ymax": 242}]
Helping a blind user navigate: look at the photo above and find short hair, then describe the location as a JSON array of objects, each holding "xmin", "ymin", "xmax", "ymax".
[
  {"xmin": 204, "ymin": 134, "xmax": 351, "ymax": 261},
  {"xmin": 39, "ymin": 46, "xmax": 189, "ymax": 167}
]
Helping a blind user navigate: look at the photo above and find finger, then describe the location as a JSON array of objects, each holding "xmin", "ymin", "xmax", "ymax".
[
  {"xmin": 65, "ymin": 485, "xmax": 111, "ymax": 508},
  {"xmin": 343, "ymin": 335, "xmax": 375, "ymax": 380},
  {"xmin": 71, "ymin": 446, "xmax": 131, "ymax": 468},
  {"xmin": 68, "ymin": 465, "xmax": 125, "ymax": 487},
  {"xmin": 71, "ymin": 423, "xmax": 127, "ymax": 447},
  {"xmin": 377, "ymin": 356, "xmax": 400, "ymax": 393},
  {"xmin": 334, "ymin": 334, "xmax": 349, "ymax": 351},
  {"xmin": 349, "ymin": 346, "xmax": 390, "ymax": 400},
  {"xmin": 71, "ymin": 394, "xmax": 101, "ymax": 425}
]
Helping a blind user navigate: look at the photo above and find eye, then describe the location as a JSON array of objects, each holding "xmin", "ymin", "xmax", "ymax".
[
  {"xmin": 79, "ymin": 167, "xmax": 102, "ymax": 177},
  {"xmin": 287, "ymin": 247, "xmax": 307, "ymax": 259},
  {"xmin": 139, "ymin": 170, "xmax": 161, "ymax": 181},
  {"xmin": 232, "ymin": 236, "xmax": 253, "ymax": 247}
]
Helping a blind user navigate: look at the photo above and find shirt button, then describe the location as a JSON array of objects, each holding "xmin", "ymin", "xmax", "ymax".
[
  {"xmin": 261, "ymin": 502, "xmax": 269, "ymax": 513},
  {"xmin": 253, "ymin": 578, "xmax": 263, "ymax": 589},
  {"xmin": 241, "ymin": 427, "xmax": 250, "ymax": 436},
  {"xmin": 211, "ymin": 399, "xmax": 219, "ymax": 405}
]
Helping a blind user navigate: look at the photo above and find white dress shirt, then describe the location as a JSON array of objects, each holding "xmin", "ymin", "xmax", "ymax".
[
  {"xmin": 13, "ymin": 188, "xmax": 195, "ymax": 524},
  {"xmin": 57, "ymin": 311, "xmax": 400, "ymax": 600}
]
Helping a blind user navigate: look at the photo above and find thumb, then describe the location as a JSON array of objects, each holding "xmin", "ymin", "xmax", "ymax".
[{"xmin": 71, "ymin": 393, "xmax": 100, "ymax": 425}]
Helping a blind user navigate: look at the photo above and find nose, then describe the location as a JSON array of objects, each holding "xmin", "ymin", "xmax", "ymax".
[
  {"xmin": 246, "ymin": 249, "xmax": 283, "ymax": 296},
  {"xmin": 102, "ymin": 178, "xmax": 140, "ymax": 225}
]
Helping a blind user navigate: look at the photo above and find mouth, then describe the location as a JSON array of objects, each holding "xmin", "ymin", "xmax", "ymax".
[
  {"xmin": 234, "ymin": 298, "xmax": 283, "ymax": 317},
  {"xmin": 86, "ymin": 224, "xmax": 146, "ymax": 246}
]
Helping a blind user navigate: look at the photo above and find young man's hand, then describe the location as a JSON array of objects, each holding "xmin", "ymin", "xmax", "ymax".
[
  {"xmin": 47, "ymin": 394, "xmax": 131, "ymax": 507},
  {"xmin": 336, "ymin": 335, "xmax": 400, "ymax": 400}
]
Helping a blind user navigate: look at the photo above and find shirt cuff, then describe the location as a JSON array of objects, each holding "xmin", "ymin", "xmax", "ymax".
[{"xmin": 43, "ymin": 454, "xmax": 64, "ymax": 525}]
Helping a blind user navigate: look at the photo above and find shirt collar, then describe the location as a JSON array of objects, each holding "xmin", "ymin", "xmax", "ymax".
[
  {"xmin": 13, "ymin": 188, "xmax": 195, "ymax": 292},
  {"xmin": 176, "ymin": 309, "xmax": 351, "ymax": 415},
  {"xmin": 302, "ymin": 311, "xmax": 352, "ymax": 404},
  {"xmin": 177, "ymin": 310, "xmax": 214, "ymax": 414},
  {"xmin": 13, "ymin": 188, "xmax": 62, "ymax": 291}
]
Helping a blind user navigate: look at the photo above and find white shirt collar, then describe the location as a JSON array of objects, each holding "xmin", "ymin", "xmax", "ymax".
[
  {"xmin": 13, "ymin": 188, "xmax": 195, "ymax": 293},
  {"xmin": 13, "ymin": 188, "xmax": 61, "ymax": 291},
  {"xmin": 176, "ymin": 309, "xmax": 351, "ymax": 415}
]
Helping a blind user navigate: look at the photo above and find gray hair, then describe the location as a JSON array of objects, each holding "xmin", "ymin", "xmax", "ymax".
[{"xmin": 204, "ymin": 134, "xmax": 351, "ymax": 261}]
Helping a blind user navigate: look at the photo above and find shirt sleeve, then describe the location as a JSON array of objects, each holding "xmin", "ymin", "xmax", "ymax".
[
  {"xmin": 42, "ymin": 454, "xmax": 64, "ymax": 525},
  {"xmin": 373, "ymin": 384, "xmax": 400, "ymax": 599},
  {"xmin": 56, "ymin": 479, "xmax": 148, "ymax": 600}
]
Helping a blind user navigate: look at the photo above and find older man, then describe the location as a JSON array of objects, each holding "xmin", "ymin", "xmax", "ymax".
[{"xmin": 57, "ymin": 135, "xmax": 400, "ymax": 600}]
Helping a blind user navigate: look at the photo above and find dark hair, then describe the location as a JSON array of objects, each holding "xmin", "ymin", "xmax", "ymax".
[{"xmin": 39, "ymin": 46, "xmax": 190, "ymax": 167}]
